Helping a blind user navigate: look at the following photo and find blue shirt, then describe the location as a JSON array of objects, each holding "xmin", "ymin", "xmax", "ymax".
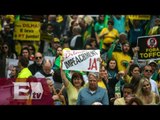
[{"xmin": 77, "ymin": 87, "xmax": 109, "ymax": 105}]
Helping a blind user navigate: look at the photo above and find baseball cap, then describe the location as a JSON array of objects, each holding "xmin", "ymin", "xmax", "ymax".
[
  {"xmin": 148, "ymin": 60, "xmax": 157, "ymax": 66},
  {"xmin": 53, "ymin": 37, "xmax": 60, "ymax": 43}
]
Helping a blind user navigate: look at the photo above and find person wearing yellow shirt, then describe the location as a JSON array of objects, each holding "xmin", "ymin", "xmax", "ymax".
[
  {"xmin": 108, "ymin": 41, "xmax": 131, "ymax": 72},
  {"xmin": 61, "ymin": 69, "xmax": 85, "ymax": 105},
  {"xmin": 123, "ymin": 64, "xmax": 140, "ymax": 84},
  {"xmin": 99, "ymin": 20, "xmax": 119, "ymax": 53},
  {"xmin": 98, "ymin": 65, "xmax": 108, "ymax": 90},
  {"xmin": 16, "ymin": 56, "xmax": 32, "ymax": 82},
  {"xmin": 114, "ymin": 83, "xmax": 134, "ymax": 105}
]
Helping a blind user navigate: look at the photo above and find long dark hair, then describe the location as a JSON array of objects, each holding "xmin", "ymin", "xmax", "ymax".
[
  {"xmin": 106, "ymin": 59, "xmax": 118, "ymax": 73},
  {"xmin": 129, "ymin": 64, "xmax": 140, "ymax": 76}
]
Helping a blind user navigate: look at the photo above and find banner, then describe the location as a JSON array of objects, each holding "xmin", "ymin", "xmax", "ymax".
[
  {"xmin": 20, "ymin": 15, "xmax": 43, "ymax": 21},
  {"xmin": 13, "ymin": 20, "xmax": 41, "ymax": 41},
  {"xmin": 62, "ymin": 50, "xmax": 100, "ymax": 72},
  {"xmin": 128, "ymin": 15, "xmax": 150, "ymax": 20},
  {"xmin": 137, "ymin": 35, "xmax": 160, "ymax": 61}
]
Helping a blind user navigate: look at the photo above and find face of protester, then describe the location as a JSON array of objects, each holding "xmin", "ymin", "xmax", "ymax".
[
  {"xmin": 155, "ymin": 18, "xmax": 160, "ymax": 26},
  {"xmin": 99, "ymin": 15, "xmax": 104, "ymax": 21},
  {"xmin": 149, "ymin": 63, "xmax": 157, "ymax": 72},
  {"xmin": 47, "ymin": 79, "xmax": 54, "ymax": 93},
  {"xmin": 133, "ymin": 20, "xmax": 140, "ymax": 28},
  {"xmin": 143, "ymin": 66, "xmax": 152, "ymax": 79},
  {"xmin": 10, "ymin": 67, "xmax": 17, "ymax": 77},
  {"xmin": 47, "ymin": 25, "xmax": 53, "ymax": 33},
  {"xmin": 4, "ymin": 25, "xmax": 10, "ymax": 33},
  {"xmin": 90, "ymin": 41, "xmax": 96, "ymax": 48},
  {"xmin": 108, "ymin": 23, "xmax": 113, "ymax": 30},
  {"xmin": 72, "ymin": 77, "xmax": 83, "ymax": 89},
  {"xmin": 88, "ymin": 74, "xmax": 98, "ymax": 91},
  {"xmin": 28, "ymin": 46, "xmax": 34, "ymax": 55},
  {"xmin": 142, "ymin": 80, "xmax": 151, "ymax": 93},
  {"xmin": 123, "ymin": 88, "xmax": 133, "ymax": 99},
  {"xmin": 109, "ymin": 60, "xmax": 116, "ymax": 70},
  {"xmin": 2, "ymin": 44, "xmax": 9, "ymax": 53},
  {"xmin": 72, "ymin": 15, "xmax": 78, "ymax": 21},
  {"xmin": 35, "ymin": 53, "xmax": 43, "ymax": 65},
  {"xmin": 22, "ymin": 49, "xmax": 29, "ymax": 59},
  {"xmin": 57, "ymin": 47, "xmax": 62, "ymax": 56},
  {"xmin": 51, "ymin": 41, "xmax": 60, "ymax": 50},
  {"xmin": 100, "ymin": 66, "xmax": 108, "ymax": 79},
  {"xmin": 43, "ymin": 63, "xmax": 52, "ymax": 75},
  {"xmin": 122, "ymin": 44, "xmax": 130, "ymax": 53},
  {"xmin": 131, "ymin": 67, "xmax": 140, "ymax": 76},
  {"xmin": 119, "ymin": 34, "xmax": 127, "ymax": 44}
]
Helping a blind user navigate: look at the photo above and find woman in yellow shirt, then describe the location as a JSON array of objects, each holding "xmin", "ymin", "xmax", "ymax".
[{"xmin": 99, "ymin": 20, "xmax": 119, "ymax": 52}]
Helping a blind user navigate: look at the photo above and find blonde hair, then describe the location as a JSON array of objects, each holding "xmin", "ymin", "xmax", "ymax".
[{"xmin": 136, "ymin": 78, "xmax": 151, "ymax": 96}]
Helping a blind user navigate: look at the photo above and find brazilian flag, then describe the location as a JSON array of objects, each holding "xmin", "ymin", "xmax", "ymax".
[{"xmin": 52, "ymin": 55, "xmax": 61, "ymax": 70}]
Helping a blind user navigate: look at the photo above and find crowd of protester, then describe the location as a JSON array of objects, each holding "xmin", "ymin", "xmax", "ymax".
[{"xmin": 0, "ymin": 15, "xmax": 160, "ymax": 105}]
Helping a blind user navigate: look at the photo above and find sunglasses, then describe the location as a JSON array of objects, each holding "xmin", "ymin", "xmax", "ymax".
[
  {"xmin": 35, "ymin": 57, "xmax": 42, "ymax": 60},
  {"xmin": 2, "ymin": 46, "xmax": 8, "ymax": 49},
  {"xmin": 145, "ymin": 70, "xmax": 152, "ymax": 73}
]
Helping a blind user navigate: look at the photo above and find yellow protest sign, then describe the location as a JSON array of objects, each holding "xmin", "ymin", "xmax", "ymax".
[
  {"xmin": 128, "ymin": 15, "xmax": 151, "ymax": 20},
  {"xmin": 13, "ymin": 20, "xmax": 41, "ymax": 41}
]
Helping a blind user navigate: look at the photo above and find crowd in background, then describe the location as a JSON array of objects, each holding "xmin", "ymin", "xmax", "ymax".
[{"xmin": 0, "ymin": 15, "xmax": 160, "ymax": 105}]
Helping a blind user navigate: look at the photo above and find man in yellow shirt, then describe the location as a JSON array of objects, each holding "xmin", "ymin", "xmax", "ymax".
[
  {"xmin": 108, "ymin": 41, "xmax": 131, "ymax": 72},
  {"xmin": 114, "ymin": 83, "xmax": 134, "ymax": 105},
  {"xmin": 16, "ymin": 56, "xmax": 32, "ymax": 82}
]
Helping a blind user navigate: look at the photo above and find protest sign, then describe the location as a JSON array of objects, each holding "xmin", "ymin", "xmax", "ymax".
[
  {"xmin": 13, "ymin": 20, "xmax": 41, "ymax": 41},
  {"xmin": 62, "ymin": 50, "xmax": 100, "ymax": 72}
]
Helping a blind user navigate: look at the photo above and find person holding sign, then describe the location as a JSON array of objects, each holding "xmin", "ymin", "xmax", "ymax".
[{"xmin": 61, "ymin": 68, "xmax": 85, "ymax": 105}]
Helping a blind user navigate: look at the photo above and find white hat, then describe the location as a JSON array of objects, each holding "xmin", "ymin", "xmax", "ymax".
[{"xmin": 148, "ymin": 60, "xmax": 157, "ymax": 66}]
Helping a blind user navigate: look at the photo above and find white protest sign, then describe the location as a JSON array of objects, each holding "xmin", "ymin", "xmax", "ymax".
[{"xmin": 62, "ymin": 50, "xmax": 100, "ymax": 72}]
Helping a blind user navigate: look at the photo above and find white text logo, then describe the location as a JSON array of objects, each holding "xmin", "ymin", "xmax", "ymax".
[{"xmin": 13, "ymin": 82, "xmax": 43, "ymax": 100}]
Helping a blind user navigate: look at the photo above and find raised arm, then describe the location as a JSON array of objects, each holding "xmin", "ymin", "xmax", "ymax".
[
  {"xmin": 61, "ymin": 69, "xmax": 69, "ymax": 88},
  {"xmin": 60, "ymin": 58, "xmax": 69, "ymax": 87}
]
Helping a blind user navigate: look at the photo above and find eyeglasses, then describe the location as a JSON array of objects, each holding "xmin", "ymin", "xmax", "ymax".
[
  {"xmin": 35, "ymin": 57, "xmax": 42, "ymax": 60},
  {"xmin": 145, "ymin": 70, "xmax": 152, "ymax": 73}
]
